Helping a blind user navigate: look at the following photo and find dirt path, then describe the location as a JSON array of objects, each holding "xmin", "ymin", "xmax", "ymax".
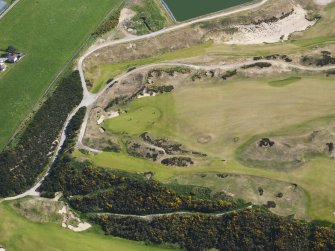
[{"xmin": 96, "ymin": 205, "xmax": 253, "ymax": 221}]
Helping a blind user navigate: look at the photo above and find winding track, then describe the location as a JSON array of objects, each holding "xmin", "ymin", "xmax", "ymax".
[{"xmin": 4, "ymin": 0, "xmax": 335, "ymax": 202}]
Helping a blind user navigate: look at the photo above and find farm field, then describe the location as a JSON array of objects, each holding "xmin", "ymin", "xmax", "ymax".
[
  {"xmin": 0, "ymin": 202, "xmax": 173, "ymax": 251},
  {"xmin": 162, "ymin": 0, "xmax": 254, "ymax": 21},
  {"xmin": 0, "ymin": 0, "xmax": 122, "ymax": 149},
  {"xmin": 77, "ymin": 75, "xmax": 335, "ymax": 223}
]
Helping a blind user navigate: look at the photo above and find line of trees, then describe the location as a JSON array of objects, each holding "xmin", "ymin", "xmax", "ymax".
[
  {"xmin": 95, "ymin": 209, "xmax": 335, "ymax": 251},
  {"xmin": 0, "ymin": 71, "xmax": 83, "ymax": 197}
]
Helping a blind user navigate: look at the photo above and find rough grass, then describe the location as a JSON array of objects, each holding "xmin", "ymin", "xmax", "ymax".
[
  {"xmin": 0, "ymin": 201, "xmax": 174, "ymax": 251},
  {"xmin": 0, "ymin": 0, "xmax": 122, "ymax": 149},
  {"xmin": 89, "ymin": 41, "xmax": 212, "ymax": 93},
  {"xmin": 170, "ymin": 173, "xmax": 308, "ymax": 219},
  {"xmin": 129, "ymin": 0, "xmax": 167, "ymax": 35}
]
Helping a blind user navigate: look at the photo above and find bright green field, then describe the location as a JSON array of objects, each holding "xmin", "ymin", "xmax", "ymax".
[
  {"xmin": 77, "ymin": 76, "xmax": 335, "ymax": 222},
  {"xmin": 0, "ymin": 201, "xmax": 174, "ymax": 251},
  {"xmin": 0, "ymin": 0, "xmax": 122, "ymax": 149}
]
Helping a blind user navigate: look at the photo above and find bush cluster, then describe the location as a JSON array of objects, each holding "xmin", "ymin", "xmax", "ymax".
[{"xmin": 95, "ymin": 209, "xmax": 335, "ymax": 251}]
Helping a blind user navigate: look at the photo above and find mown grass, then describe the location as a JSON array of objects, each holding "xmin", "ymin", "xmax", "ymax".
[
  {"xmin": 0, "ymin": 0, "xmax": 122, "ymax": 149},
  {"xmin": 103, "ymin": 106, "xmax": 161, "ymax": 136},
  {"xmin": 0, "ymin": 201, "xmax": 174, "ymax": 251}
]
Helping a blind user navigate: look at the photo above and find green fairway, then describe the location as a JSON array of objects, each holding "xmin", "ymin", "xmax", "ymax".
[
  {"xmin": 0, "ymin": 201, "xmax": 174, "ymax": 251},
  {"xmin": 0, "ymin": 0, "xmax": 122, "ymax": 149},
  {"xmin": 163, "ymin": 0, "xmax": 254, "ymax": 21}
]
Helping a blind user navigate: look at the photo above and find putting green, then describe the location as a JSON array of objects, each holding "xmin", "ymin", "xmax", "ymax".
[{"xmin": 104, "ymin": 106, "xmax": 161, "ymax": 136}]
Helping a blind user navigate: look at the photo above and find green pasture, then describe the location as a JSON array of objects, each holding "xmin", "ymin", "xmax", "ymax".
[
  {"xmin": 0, "ymin": 202, "xmax": 174, "ymax": 251},
  {"xmin": 0, "ymin": 0, "xmax": 122, "ymax": 149}
]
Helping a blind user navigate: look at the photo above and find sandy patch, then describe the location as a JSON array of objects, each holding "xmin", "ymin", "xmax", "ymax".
[
  {"xmin": 118, "ymin": 8, "xmax": 137, "ymax": 35},
  {"xmin": 97, "ymin": 115, "xmax": 105, "ymax": 125},
  {"xmin": 314, "ymin": 0, "xmax": 333, "ymax": 5},
  {"xmin": 225, "ymin": 5, "xmax": 316, "ymax": 45},
  {"xmin": 58, "ymin": 205, "xmax": 91, "ymax": 232},
  {"xmin": 97, "ymin": 111, "xmax": 119, "ymax": 125},
  {"xmin": 138, "ymin": 91, "xmax": 157, "ymax": 99},
  {"xmin": 108, "ymin": 111, "xmax": 120, "ymax": 119}
]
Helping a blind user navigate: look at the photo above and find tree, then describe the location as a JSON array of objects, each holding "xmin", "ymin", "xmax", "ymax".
[{"xmin": 6, "ymin": 45, "xmax": 17, "ymax": 54}]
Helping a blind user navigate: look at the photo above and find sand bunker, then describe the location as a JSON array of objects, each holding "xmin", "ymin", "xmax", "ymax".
[
  {"xmin": 225, "ymin": 5, "xmax": 316, "ymax": 44},
  {"xmin": 197, "ymin": 134, "xmax": 212, "ymax": 144},
  {"xmin": 58, "ymin": 205, "xmax": 91, "ymax": 232}
]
